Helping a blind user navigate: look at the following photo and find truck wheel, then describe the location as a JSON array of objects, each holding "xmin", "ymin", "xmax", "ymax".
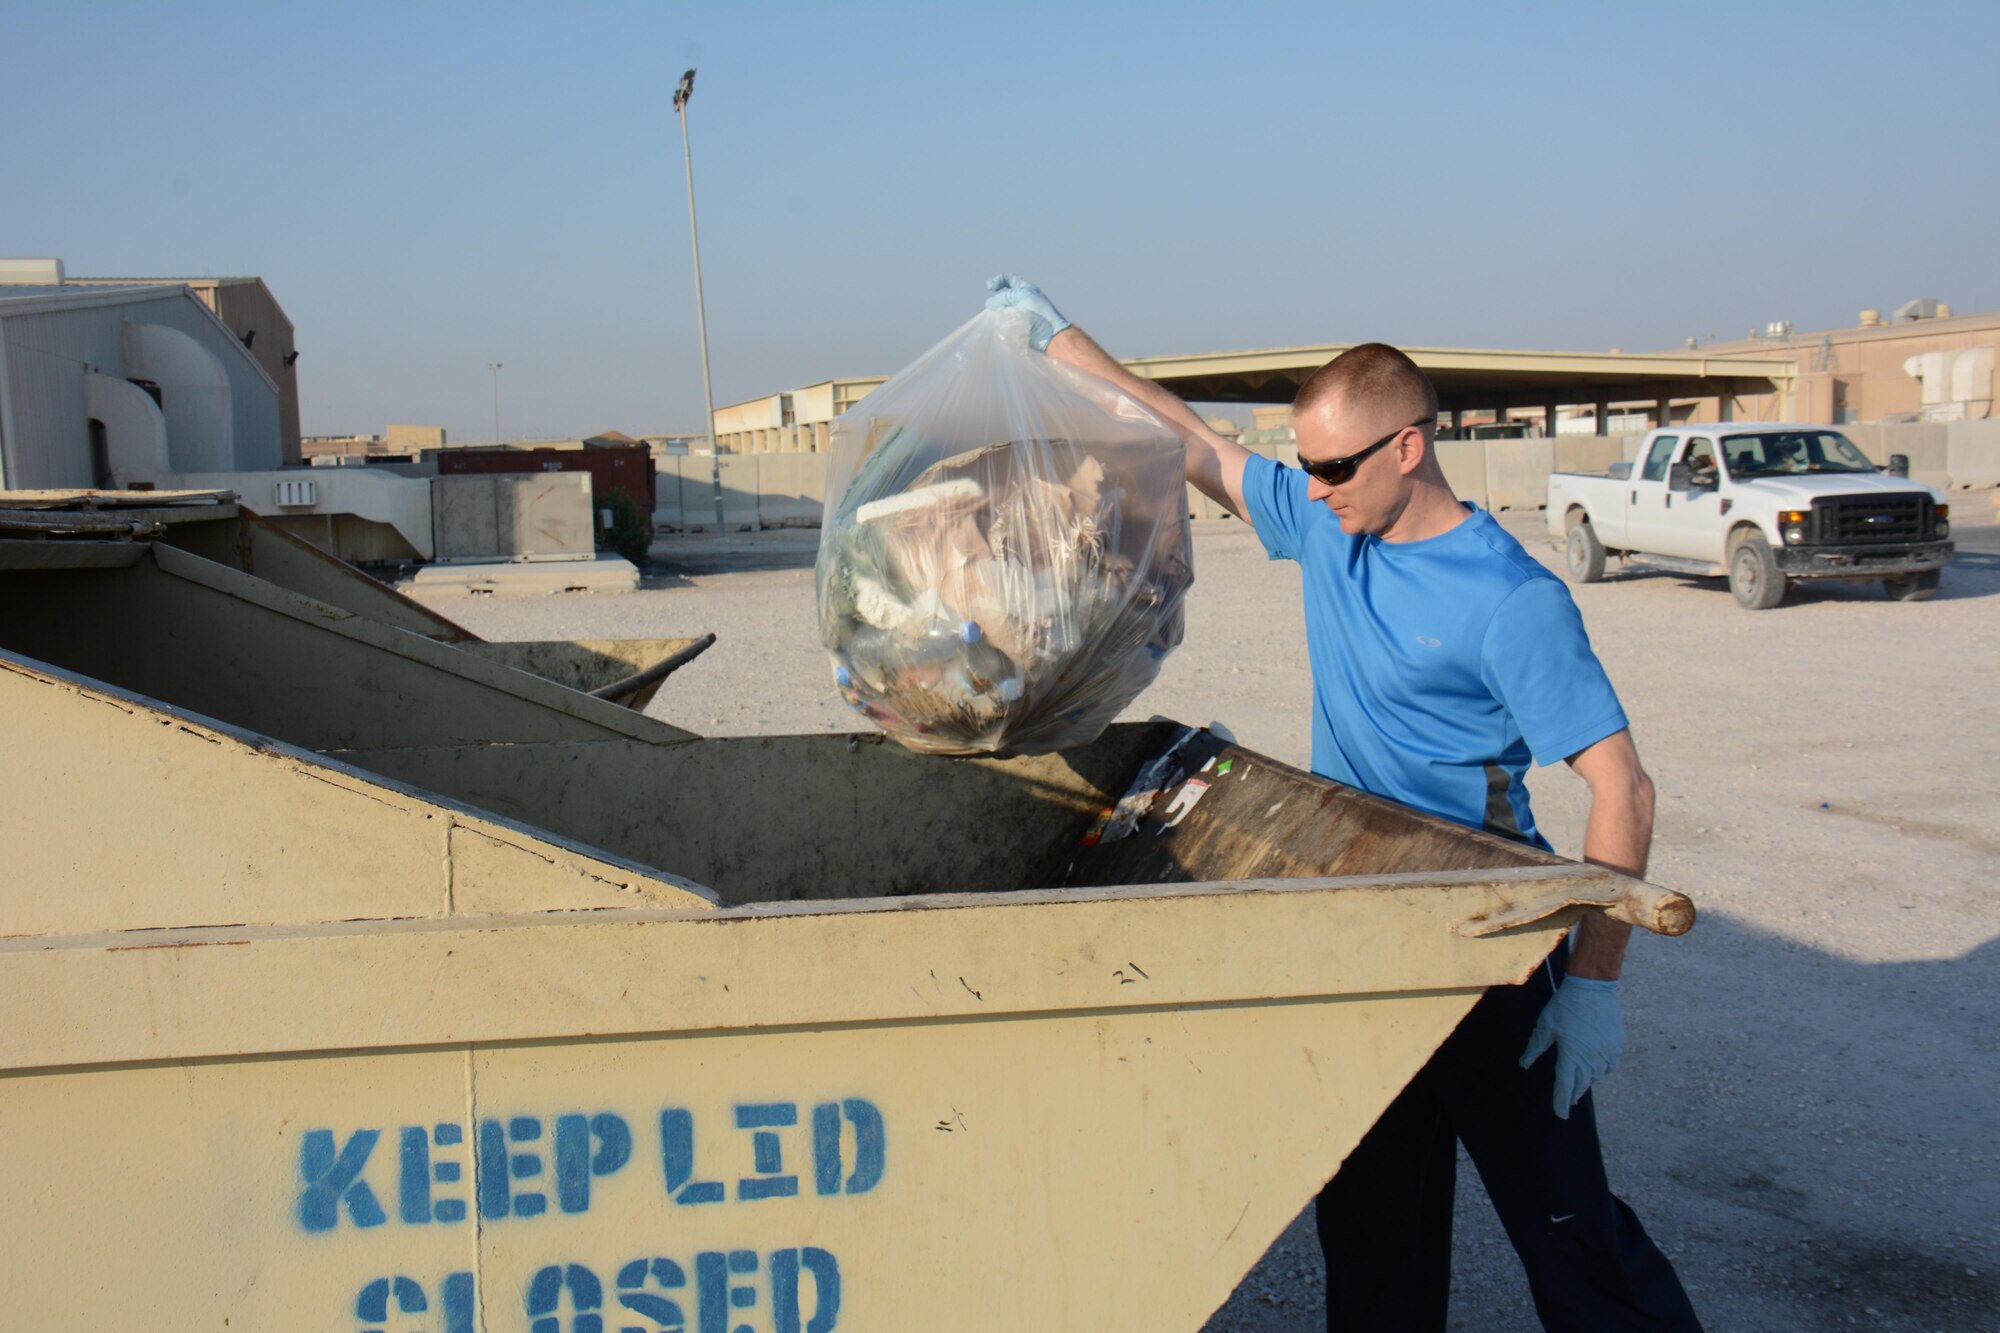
[
  {"xmin": 1729, "ymin": 533, "xmax": 1786, "ymax": 609},
  {"xmin": 1883, "ymin": 570, "xmax": 1940, "ymax": 602},
  {"xmin": 1566, "ymin": 522, "xmax": 1607, "ymax": 583}
]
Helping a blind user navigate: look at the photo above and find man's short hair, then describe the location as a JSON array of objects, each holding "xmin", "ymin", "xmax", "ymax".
[{"xmin": 1292, "ymin": 343, "xmax": 1439, "ymax": 432}]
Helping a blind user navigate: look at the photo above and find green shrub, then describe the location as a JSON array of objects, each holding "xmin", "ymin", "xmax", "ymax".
[{"xmin": 602, "ymin": 486, "xmax": 652, "ymax": 565}]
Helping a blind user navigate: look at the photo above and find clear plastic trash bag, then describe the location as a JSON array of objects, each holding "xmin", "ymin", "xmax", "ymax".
[{"xmin": 816, "ymin": 308, "xmax": 1194, "ymax": 755}]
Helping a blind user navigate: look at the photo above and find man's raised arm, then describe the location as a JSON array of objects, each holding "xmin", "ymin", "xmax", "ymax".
[{"xmin": 985, "ymin": 274, "xmax": 1254, "ymax": 521}]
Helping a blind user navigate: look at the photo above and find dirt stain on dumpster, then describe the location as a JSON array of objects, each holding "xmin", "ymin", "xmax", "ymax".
[
  {"xmin": 1214, "ymin": 1201, "xmax": 1252, "ymax": 1257},
  {"xmin": 107, "ymin": 937, "xmax": 250, "ymax": 952}
]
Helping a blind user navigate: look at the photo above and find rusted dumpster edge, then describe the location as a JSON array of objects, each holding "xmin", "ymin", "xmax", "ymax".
[{"xmin": 0, "ymin": 864, "xmax": 1634, "ymax": 1073}]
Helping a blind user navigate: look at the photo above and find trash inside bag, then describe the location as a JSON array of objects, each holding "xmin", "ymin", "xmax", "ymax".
[{"xmin": 817, "ymin": 308, "xmax": 1193, "ymax": 755}]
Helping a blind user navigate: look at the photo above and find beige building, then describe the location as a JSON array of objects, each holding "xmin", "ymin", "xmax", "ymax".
[
  {"xmin": 386, "ymin": 423, "xmax": 446, "ymax": 451},
  {"xmin": 67, "ymin": 274, "xmax": 303, "ymax": 464},
  {"xmin": 301, "ymin": 433, "xmax": 384, "ymax": 464},
  {"xmin": 710, "ymin": 307, "xmax": 1998, "ymax": 453},
  {"xmin": 303, "ymin": 424, "xmax": 447, "ymax": 465},
  {"xmin": 1680, "ymin": 303, "xmax": 1997, "ymax": 426},
  {"xmin": 713, "ymin": 377, "xmax": 885, "ymax": 453}
]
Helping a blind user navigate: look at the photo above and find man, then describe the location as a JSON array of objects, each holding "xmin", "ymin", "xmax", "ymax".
[{"xmin": 984, "ymin": 275, "xmax": 1701, "ymax": 1332}]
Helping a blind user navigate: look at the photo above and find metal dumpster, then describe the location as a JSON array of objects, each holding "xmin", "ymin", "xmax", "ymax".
[
  {"xmin": 3, "ymin": 490, "xmax": 714, "ymax": 716},
  {"xmin": 0, "ymin": 495, "xmax": 1693, "ymax": 1331}
]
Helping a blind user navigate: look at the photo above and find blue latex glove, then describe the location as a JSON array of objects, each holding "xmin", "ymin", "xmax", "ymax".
[
  {"xmin": 1519, "ymin": 975, "xmax": 1624, "ymax": 1119},
  {"xmin": 984, "ymin": 273, "xmax": 1071, "ymax": 352}
]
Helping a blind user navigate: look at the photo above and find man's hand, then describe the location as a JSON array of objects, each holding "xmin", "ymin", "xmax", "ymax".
[
  {"xmin": 1520, "ymin": 976, "xmax": 1625, "ymax": 1118},
  {"xmin": 985, "ymin": 273, "xmax": 1071, "ymax": 352}
]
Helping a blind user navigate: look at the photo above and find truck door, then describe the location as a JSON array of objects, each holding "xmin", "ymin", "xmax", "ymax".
[
  {"xmin": 1661, "ymin": 437, "xmax": 1728, "ymax": 562},
  {"xmin": 1640, "ymin": 436, "xmax": 1726, "ymax": 561},
  {"xmin": 1622, "ymin": 433, "xmax": 1680, "ymax": 555}
]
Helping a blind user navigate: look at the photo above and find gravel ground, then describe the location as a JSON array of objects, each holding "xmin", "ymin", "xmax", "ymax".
[{"xmin": 409, "ymin": 501, "xmax": 2000, "ymax": 1333}]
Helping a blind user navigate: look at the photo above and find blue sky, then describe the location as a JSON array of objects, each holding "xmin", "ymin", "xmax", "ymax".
[{"xmin": 5, "ymin": 1, "xmax": 1995, "ymax": 441}]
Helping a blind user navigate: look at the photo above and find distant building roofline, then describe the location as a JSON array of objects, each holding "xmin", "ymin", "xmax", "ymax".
[
  {"xmin": 1681, "ymin": 306, "xmax": 2000, "ymax": 355},
  {"xmin": 0, "ymin": 280, "xmax": 279, "ymax": 399},
  {"xmin": 66, "ymin": 275, "xmax": 264, "ymax": 285}
]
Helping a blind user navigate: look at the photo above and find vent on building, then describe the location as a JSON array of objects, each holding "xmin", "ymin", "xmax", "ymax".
[
  {"xmin": 1892, "ymin": 298, "xmax": 1945, "ymax": 323},
  {"xmin": 273, "ymin": 479, "xmax": 317, "ymax": 508},
  {"xmin": 0, "ymin": 257, "xmax": 64, "ymax": 285}
]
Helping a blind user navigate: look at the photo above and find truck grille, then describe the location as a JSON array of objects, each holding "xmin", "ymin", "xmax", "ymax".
[{"xmin": 1815, "ymin": 494, "xmax": 1930, "ymax": 544}]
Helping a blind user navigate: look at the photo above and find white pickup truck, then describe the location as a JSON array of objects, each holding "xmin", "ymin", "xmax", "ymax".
[{"xmin": 1546, "ymin": 423, "xmax": 1954, "ymax": 608}]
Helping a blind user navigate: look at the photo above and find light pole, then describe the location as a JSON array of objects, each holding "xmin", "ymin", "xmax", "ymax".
[
  {"xmin": 485, "ymin": 361, "xmax": 504, "ymax": 444},
  {"xmin": 672, "ymin": 68, "xmax": 726, "ymax": 536}
]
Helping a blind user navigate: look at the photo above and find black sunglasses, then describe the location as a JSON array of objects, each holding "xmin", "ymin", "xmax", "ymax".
[{"xmin": 1297, "ymin": 415, "xmax": 1435, "ymax": 487}]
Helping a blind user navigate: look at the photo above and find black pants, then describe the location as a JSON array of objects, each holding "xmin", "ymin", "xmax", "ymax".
[{"xmin": 1316, "ymin": 946, "xmax": 1702, "ymax": 1332}]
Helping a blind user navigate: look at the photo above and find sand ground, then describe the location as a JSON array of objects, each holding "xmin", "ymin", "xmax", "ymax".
[{"xmin": 409, "ymin": 502, "xmax": 2000, "ymax": 1333}]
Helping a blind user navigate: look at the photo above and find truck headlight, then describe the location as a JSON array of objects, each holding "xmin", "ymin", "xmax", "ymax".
[
  {"xmin": 1780, "ymin": 510, "xmax": 1809, "ymax": 545},
  {"xmin": 1935, "ymin": 504, "xmax": 1950, "ymax": 538}
]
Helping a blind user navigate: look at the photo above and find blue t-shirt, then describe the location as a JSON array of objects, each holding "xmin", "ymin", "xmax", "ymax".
[{"xmin": 1240, "ymin": 453, "xmax": 1627, "ymax": 850}]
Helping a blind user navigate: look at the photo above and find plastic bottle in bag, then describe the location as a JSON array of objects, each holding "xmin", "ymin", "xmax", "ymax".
[{"xmin": 816, "ymin": 307, "xmax": 1193, "ymax": 755}]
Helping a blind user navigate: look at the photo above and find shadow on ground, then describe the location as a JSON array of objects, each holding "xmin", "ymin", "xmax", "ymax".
[
  {"xmin": 1202, "ymin": 920, "xmax": 2000, "ymax": 1333},
  {"xmin": 649, "ymin": 529, "xmax": 821, "ymax": 576}
]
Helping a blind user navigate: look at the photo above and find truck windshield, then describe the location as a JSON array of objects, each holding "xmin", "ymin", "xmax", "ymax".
[{"xmin": 1722, "ymin": 431, "xmax": 1876, "ymax": 476}]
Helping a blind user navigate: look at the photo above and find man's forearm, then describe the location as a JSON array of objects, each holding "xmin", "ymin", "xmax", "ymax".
[
  {"xmin": 1046, "ymin": 327, "xmax": 1251, "ymax": 518},
  {"xmin": 1047, "ymin": 327, "xmax": 1206, "ymax": 439},
  {"xmin": 1567, "ymin": 740, "xmax": 1655, "ymax": 981}
]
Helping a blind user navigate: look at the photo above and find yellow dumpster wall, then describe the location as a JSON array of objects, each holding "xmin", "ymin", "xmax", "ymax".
[
  {"xmin": 0, "ymin": 545, "xmax": 695, "ymax": 751},
  {"xmin": 0, "ymin": 652, "xmax": 714, "ymax": 934},
  {"xmin": 1, "ymin": 871, "xmax": 1600, "ymax": 1330},
  {"xmin": 0, "ymin": 626, "xmax": 1666, "ymax": 1331},
  {"xmin": 162, "ymin": 510, "xmax": 476, "ymax": 641}
]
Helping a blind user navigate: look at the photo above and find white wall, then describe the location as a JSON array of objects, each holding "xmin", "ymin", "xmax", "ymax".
[
  {"xmin": 792, "ymin": 382, "xmax": 836, "ymax": 424},
  {"xmin": 714, "ymin": 395, "xmax": 785, "ymax": 435},
  {"xmin": 179, "ymin": 467, "xmax": 438, "ymax": 560},
  {"xmin": 83, "ymin": 371, "xmax": 171, "ymax": 487},
  {"xmin": 0, "ymin": 288, "xmax": 281, "ymax": 488},
  {"xmin": 124, "ymin": 321, "xmax": 234, "ymax": 473}
]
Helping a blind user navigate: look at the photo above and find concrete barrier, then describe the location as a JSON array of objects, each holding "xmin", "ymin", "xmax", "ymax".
[
  {"xmin": 655, "ymin": 419, "xmax": 1995, "ymax": 537},
  {"xmin": 652, "ymin": 461, "xmax": 684, "ymax": 530},
  {"xmin": 1484, "ymin": 439, "xmax": 1556, "ymax": 511},
  {"xmin": 1839, "ymin": 422, "xmax": 1889, "ymax": 464},
  {"xmin": 671, "ymin": 458, "xmax": 714, "ymax": 532},
  {"xmin": 1434, "ymin": 441, "xmax": 1488, "ymax": 509},
  {"xmin": 1945, "ymin": 420, "xmax": 2000, "ymax": 489},
  {"xmin": 1840, "ymin": 424, "xmax": 1949, "ymax": 486},
  {"xmin": 1893, "ymin": 424, "xmax": 1950, "ymax": 489},
  {"xmin": 1554, "ymin": 438, "xmax": 1625, "ymax": 476},
  {"xmin": 672, "ymin": 456, "xmax": 758, "ymax": 533},
  {"xmin": 715, "ymin": 455, "xmax": 760, "ymax": 531},
  {"xmin": 756, "ymin": 454, "xmax": 827, "ymax": 527}
]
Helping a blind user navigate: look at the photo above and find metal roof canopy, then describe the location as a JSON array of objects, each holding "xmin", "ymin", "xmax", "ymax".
[{"xmin": 1121, "ymin": 343, "xmax": 1796, "ymax": 409}]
